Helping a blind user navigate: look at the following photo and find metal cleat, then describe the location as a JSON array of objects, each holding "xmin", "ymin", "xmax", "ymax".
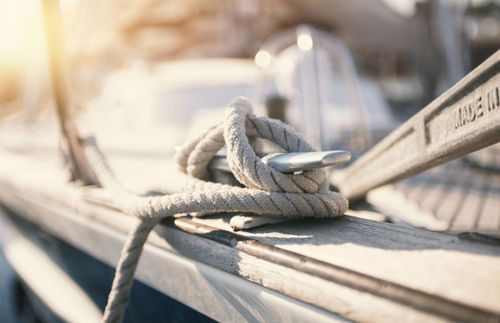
[
  {"xmin": 261, "ymin": 150, "xmax": 350, "ymax": 174},
  {"xmin": 209, "ymin": 150, "xmax": 350, "ymax": 230},
  {"xmin": 209, "ymin": 150, "xmax": 350, "ymax": 175}
]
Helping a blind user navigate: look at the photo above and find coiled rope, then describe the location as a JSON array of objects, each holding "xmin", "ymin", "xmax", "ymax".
[{"xmin": 84, "ymin": 97, "xmax": 348, "ymax": 323}]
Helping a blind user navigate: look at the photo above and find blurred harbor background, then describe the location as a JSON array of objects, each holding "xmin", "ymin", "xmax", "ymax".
[{"xmin": 1, "ymin": 0, "xmax": 499, "ymax": 120}]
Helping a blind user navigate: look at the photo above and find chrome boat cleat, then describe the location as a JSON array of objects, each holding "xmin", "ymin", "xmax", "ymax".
[
  {"xmin": 261, "ymin": 150, "xmax": 351, "ymax": 174},
  {"xmin": 209, "ymin": 150, "xmax": 350, "ymax": 176}
]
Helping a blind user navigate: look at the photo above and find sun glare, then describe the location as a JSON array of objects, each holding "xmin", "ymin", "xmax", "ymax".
[{"xmin": 0, "ymin": 1, "xmax": 46, "ymax": 70}]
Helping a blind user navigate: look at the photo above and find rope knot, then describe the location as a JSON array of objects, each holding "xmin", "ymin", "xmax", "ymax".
[
  {"xmin": 87, "ymin": 97, "xmax": 348, "ymax": 323},
  {"xmin": 176, "ymin": 97, "xmax": 329, "ymax": 194}
]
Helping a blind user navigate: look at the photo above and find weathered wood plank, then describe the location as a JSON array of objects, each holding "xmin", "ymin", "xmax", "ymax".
[
  {"xmin": 192, "ymin": 214, "xmax": 500, "ymax": 315},
  {"xmin": 0, "ymin": 183, "xmax": 344, "ymax": 322},
  {"xmin": 1, "ymin": 149, "xmax": 500, "ymax": 322},
  {"xmin": 0, "ymin": 187, "xmax": 463, "ymax": 323}
]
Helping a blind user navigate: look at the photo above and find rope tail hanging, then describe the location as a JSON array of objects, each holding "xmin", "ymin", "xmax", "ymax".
[{"xmin": 83, "ymin": 97, "xmax": 348, "ymax": 323}]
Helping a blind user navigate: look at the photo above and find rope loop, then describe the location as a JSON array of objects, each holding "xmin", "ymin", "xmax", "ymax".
[{"xmin": 176, "ymin": 97, "xmax": 328, "ymax": 194}]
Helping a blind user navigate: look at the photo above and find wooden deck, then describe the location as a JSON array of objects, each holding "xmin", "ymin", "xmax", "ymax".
[
  {"xmin": 0, "ymin": 148, "xmax": 500, "ymax": 322},
  {"xmin": 368, "ymin": 146, "xmax": 500, "ymax": 234}
]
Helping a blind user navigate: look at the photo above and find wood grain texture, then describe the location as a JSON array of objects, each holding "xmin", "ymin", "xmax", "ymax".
[{"xmin": 0, "ymin": 149, "xmax": 500, "ymax": 322}]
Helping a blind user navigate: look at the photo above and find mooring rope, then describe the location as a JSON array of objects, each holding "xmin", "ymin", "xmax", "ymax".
[{"xmin": 84, "ymin": 97, "xmax": 348, "ymax": 323}]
